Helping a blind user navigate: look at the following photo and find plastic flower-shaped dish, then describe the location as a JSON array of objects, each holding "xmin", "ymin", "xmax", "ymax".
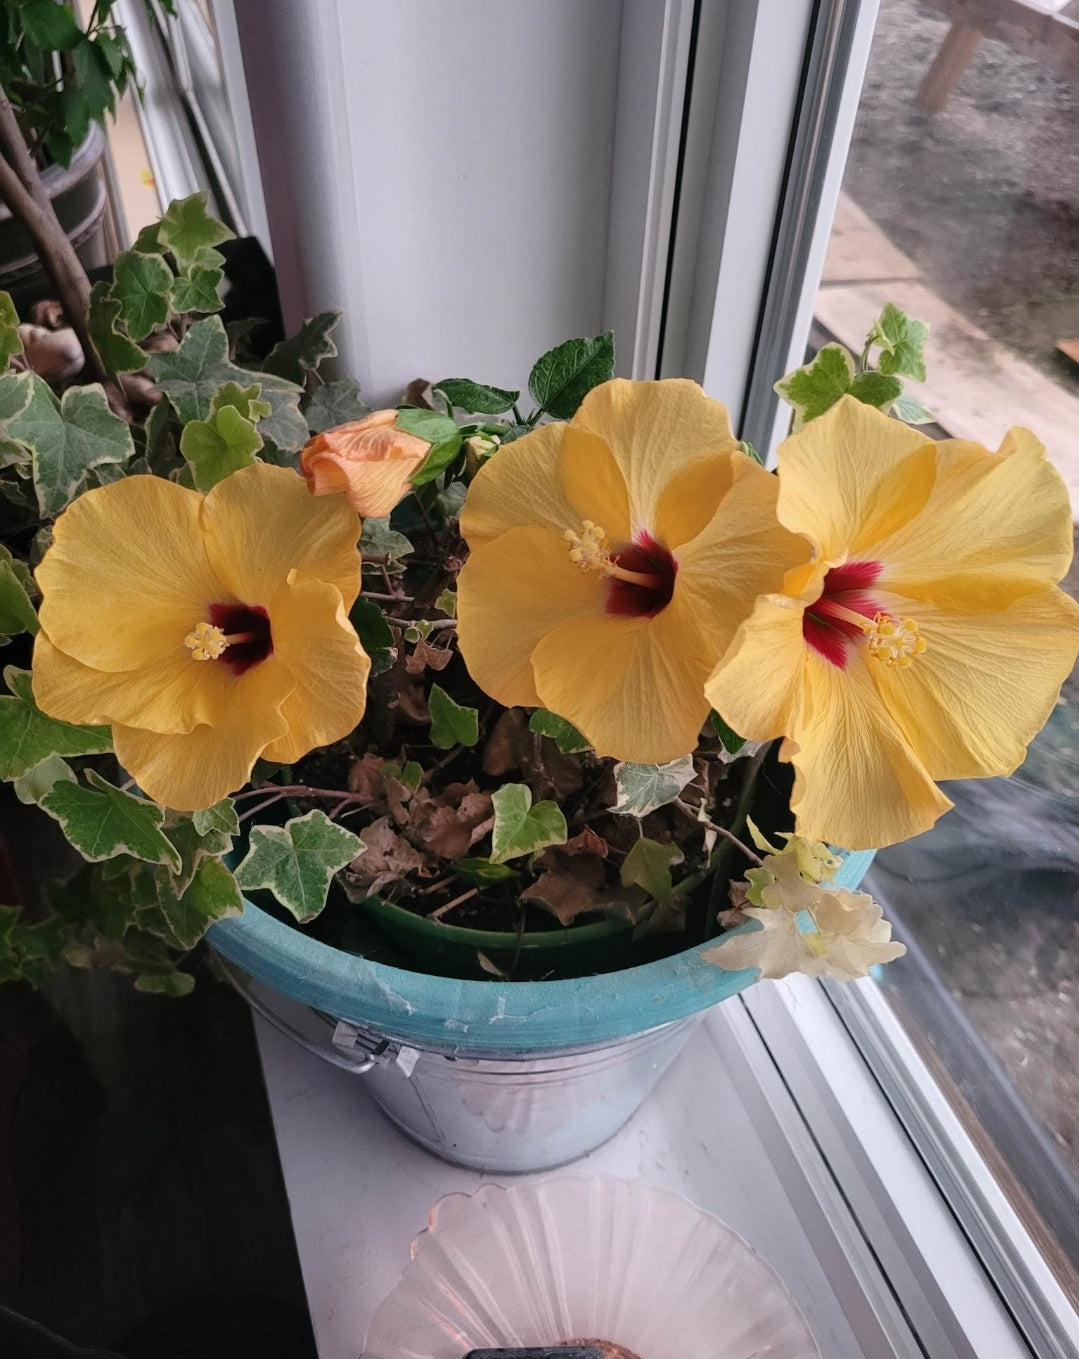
[
  {"xmin": 706, "ymin": 396, "xmax": 1079, "ymax": 850},
  {"xmin": 31, "ymin": 462, "xmax": 370, "ymax": 811},
  {"xmin": 362, "ymin": 1177, "xmax": 820, "ymax": 1358},
  {"xmin": 456, "ymin": 378, "xmax": 808, "ymax": 764}
]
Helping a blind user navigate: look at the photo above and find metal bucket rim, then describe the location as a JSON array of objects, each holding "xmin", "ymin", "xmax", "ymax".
[{"xmin": 208, "ymin": 850, "xmax": 874, "ymax": 1052}]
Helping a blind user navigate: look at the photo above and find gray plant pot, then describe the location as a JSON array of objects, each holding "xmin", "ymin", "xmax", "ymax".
[{"xmin": 0, "ymin": 124, "xmax": 109, "ymax": 291}]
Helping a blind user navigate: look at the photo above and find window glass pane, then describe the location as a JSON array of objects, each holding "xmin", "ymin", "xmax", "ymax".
[{"xmin": 816, "ymin": 0, "xmax": 1079, "ymax": 1300}]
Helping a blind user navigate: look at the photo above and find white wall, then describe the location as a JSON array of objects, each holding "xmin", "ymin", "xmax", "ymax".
[{"xmin": 234, "ymin": 0, "xmax": 623, "ymax": 407}]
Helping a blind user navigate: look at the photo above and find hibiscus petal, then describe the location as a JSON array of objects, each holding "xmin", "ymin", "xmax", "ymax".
[
  {"xmin": 112, "ymin": 658, "xmax": 294, "ymax": 811},
  {"xmin": 788, "ymin": 649, "xmax": 953, "ymax": 850},
  {"xmin": 36, "ymin": 476, "xmax": 222, "ymax": 673},
  {"xmin": 456, "ymin": 524, "xmax": 601, "ymax": 708},
  {"xmin": 872, "ymin": 589, "xmax": 1079, "ymax": 780},
  {"xmin": 529, "ymin": 594, "xmax": 714, "ymax": 764},
  {"xmin": 460, "ymin": 422, "xmax": 578, "ymax": 549},
  {"xmin": 875, "ymin": 427, "xmax": 1076, "ymax": 610},
  {"xmin": 776, "ymin": 396, "xmax": 936, "ymax": 559},
  {"xmin": 677, "ymin": 457, "xmax": 812, "ymax": 666},
  {"xmin": 573, "ymin": 379, "xmax": 738, "ymax": 533},
  {"xmin": 653, "ymin": 452, "xmax": 735, "ymax": 550},
  {"xmin": 556, "ymin": 426, "xmax": 631, "ymax": 544},
  {"xmin": 260, "ymin": 578, "xmax": 372, "ymax": 763},
  {"xmin": 704, "ymin": 594, "xmax": 809, "ymax": 743},
  {"xmin": 31, "ymin": 632, "xmax": 237, "ymax": 735},
  {"xmin": 201, "ymin": 462, "xmax": 361, "ymax": 611}
]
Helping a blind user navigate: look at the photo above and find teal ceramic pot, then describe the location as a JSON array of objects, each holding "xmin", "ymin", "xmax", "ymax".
[{"xmin": 208, "ymin": 849, "xmax": 874, "ymax": 1170}]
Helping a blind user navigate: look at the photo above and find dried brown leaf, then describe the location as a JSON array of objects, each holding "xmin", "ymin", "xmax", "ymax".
[
  {"xmin": 348, "ymin": 752, "xmax": 386, "ymax": 802},
  {"xmin": 349, "ymin": 815, "xmax": 431, "ymax": 893},
  {"xmin": 395, "ymin": 678, "xmax": 430, "ymax": 724},
  {"xmin": 405, "ymin": 639, "xmax": 454, "ymax": 675},
  {"xmin": 408, "ymin": 784, "xmax": 494, "ymax": 861},
  {"xmin": 563, "ymin": 826, "xmax": 609, "ymax": 858},
  {"xmin": 483, "ymin": 707, "xmax": 532, "ymax": 776}
]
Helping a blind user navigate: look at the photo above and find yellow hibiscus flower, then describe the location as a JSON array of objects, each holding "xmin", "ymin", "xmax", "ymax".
[
  {"xmin": 705, "ymin": 396, "xmax": 1079, "ymax": 850},
  {"xmin": 456, "ymin": 379, "xmax": 809, "ymax": 763},
  {"xmin": 32, "ymin": 463, "xmax": 370, "ymax": 812}
]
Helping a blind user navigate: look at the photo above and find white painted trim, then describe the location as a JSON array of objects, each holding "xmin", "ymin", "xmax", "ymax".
[{"xmin": 745, "ymin": 976, "xmax": 1062, "ymax": 1358}]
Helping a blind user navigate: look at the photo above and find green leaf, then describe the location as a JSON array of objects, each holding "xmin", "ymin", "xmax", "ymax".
[
  {"xmin": 0, "ymin": 292, "xmax": 23, "ymax": 368},
  {"xmin": 262, "ymin": 312, "xmax": 340, "ymax": 385},
  {"xmin": 613, "ymin": 755, "xmax": 696, "ymax": 818},
  {"xmin": 87, "ymin": 281, "xmax": 147, "ymax": 376},
  {"xmin": 161, "ymin": 811, "xmax": 236, "ymax": 894},
  {"xmin": 7, "ymin": 376, "xmax": 134, "ymax": 516},
  {"xmin": 111, "ymin": 250, "xmax": 172, "ymax": 341},
  {"xmin": 149, "ymin": 855, "xmax": 242, "ymax": 948},
  {"xmin": 179, "ymin": 404, "xmax": 262, "ymax": 491},
  {"xmin": 489, "ymin": 784, "xmax": 568, "ymax": 864},
  {"xmin": 774, "ymin": 343, "xmax": 856, "ymax": 431},
  {"xmin": 348, "ymin": 595, "xmax": 396, "ymax": 676},
  {"xmin": 158, "ymin": 193, "xmax": 235, "ymax": 267},
  {"xmin": 847, "ymin": 370, "xmax": 903, "ymax": 414},
  {"xmin": 148, "ymin": 317, "xmax": 306, "ymax": 450},
  {"xmin": 234, "ymin": 809, "xmax": 361, "ymax": 923},
  {"xmin": 0, "ymin": 370, "xmax": 33, "ymax": 426},
  {"xmin": 13, "ymin": 754, "xmax": 75, "ymax": 806},
  {"xmin": 428, "ymin": 684, "xmax": 479, "ymax": 750},
  {"xmin": 209, "ymin": 382, "xmax": 271, "ymax": 423},
  {"xmin": 410, "ymin": 431, "xmax": 464, "ymax": 488},
  {"xmin": 434, "ymin": 379, "xmax": 519, "ymax": 415},
  {"xmin": 0, "ymin": 666, "xmax": 112, "ymax": 780},
  {"xmin": 893, "ymin": 392, "xmax": 935, "ymax": 425},
  {"xmin": 620, "ymin": 837, "xmax": 683, "ymax": 901},
  {"xmin": 395, "ymin": 408, "xmax": 458, "ymax": 443},
  {"xmin": 869, "ymin": 302, "xmax": 929, "ymax": 382},
  {"xmin": 21, "ymin": 0, "xmax": 83, "ymax": 50},
  {"xmin": 528, "ymin": 709, "xmax": 591, "ymax": 754},
  {"xmin": 134, "ymin": 971, "xmax": 195, "ymax": 997},
  {"xmin": 527, "ymin": 332, "xmax": 615, "ymax": 419},
  {"xmin": 192, "ymin": 798, "xmax": 239, "ymax": 839},
  {"xmin": 453, "ymin": 856, "xmax": 519, "ymax": 886},
  {"xmin": 360, "ymin": 516, "xmax": 414, "ymax": 563},
  {"xmin": 170, "ymin": 265, "xmax": 224, "ymax": 315},
  {"xmin": 0, "ymin": 907, "xmax": 67, "ymax": 987},
  {"xmin": 131, "ymin": 221, "xmax": 163, "ymax": 254},
  {"xmin": 435, "ymin": 589, "xmax": 456, "ymax": 618},
  {"xmin": 709, "ymin": 710, "xmax": 746, "ymax": 756},
  {"xmin": 499, "ymin": 422, "xmax": 533, "ymax": 445},
  {"xmin": 0, "ymin": 550, "xmax": 38, "ymax": 637},
  {"xmin": 41, "ymin": 770, "xmax": 181, "ymax": 872},
  {"xmin": 305, "ymin": 378, "xmax": 368, "ymax": 434}
]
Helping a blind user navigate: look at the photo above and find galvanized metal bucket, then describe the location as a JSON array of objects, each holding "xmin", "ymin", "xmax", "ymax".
[{"xmin": 208, "ymin": 850, "xmax": 874, "ymax": 1172}]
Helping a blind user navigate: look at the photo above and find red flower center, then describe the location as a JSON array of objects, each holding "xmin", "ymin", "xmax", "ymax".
[
  {"xmin": 605, "ymin": 533, "xmax": 678, "ymax": 617},
  {"xmin": 803, "ymin": 560, "xmax": 883, "ymax": 669},
  {"xmin": 208, "ymin": 602, "xmax": 273, "ymax": 675}
]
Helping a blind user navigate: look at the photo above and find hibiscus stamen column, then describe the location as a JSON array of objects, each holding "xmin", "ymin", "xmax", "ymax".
[
  {"xmin": 815, "ymin": 599, "xmax": 928, "ymax": 670},
  {"xmin": 563, "ymin": 522, "xmax": 663, "ymax": 590}
]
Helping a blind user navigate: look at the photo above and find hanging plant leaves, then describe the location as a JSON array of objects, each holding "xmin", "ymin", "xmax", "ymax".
[
  {"xmin": 0, "ymin": 292, "xmax": 23, "ymax": 368},
  {"xmin": 262, "ymin": 312, "xmax": 341, "ymax": 385},
  {"xmin": 7, "ymin": 376, "xmax": 134, "ymax": 515},
  {"xmin": 305, "ymin": 378, "xmax": 368, "ymax": 434},
  {"xmin": 170, "ymin": 265, "xmax": 225, "ymax": 315},
  {"xmin": 0, "ymin": 667, "xmax": 112, "ymax": 781},
  {"xmin": 234, "ymin": 809, "xmax": 361, "ymax": 923},
  {"xmin": 111, "ymin": 249, "xmax": 172, "ymax": 340},
  {"xmin": 41, "ymin": 770, "xmax": 182, "ymax": 872},
  {"xmin": 428, "ymin": 684, "xmax": 479, "ymax": 750},
  {"xmin": 179, "ymin": 405, "xmax": 262, "ymax": 491},
  {"xmin": 157, "ymin": 192, "xmax": 235, "ymax": 267},
  {"xmin": 0, "ymin": 547, "xmax": 38, "ymax": 637},
  {"xmin": 87, "ymin": 282, "xmax": 147, "ymax": 376},
  {"xmin": 868, "ymin": 302, "xmax": 930, "ymax": 382},
  {"xmin": 528, "ymin": 709, "xmax": 590, "ymax": 754},
  {"xmin": 612, "ymin": 755, "xmax": 695, "ymax": 818}
]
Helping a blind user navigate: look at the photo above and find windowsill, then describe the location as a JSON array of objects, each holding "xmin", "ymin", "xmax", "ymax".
[{"xmin": 251, "ymin": 977, "xmax": 1058, "ymax": 1359}]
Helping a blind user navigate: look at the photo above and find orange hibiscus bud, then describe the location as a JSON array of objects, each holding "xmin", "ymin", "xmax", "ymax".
[{"xmin": 300, "ymin": 410, "xmax": 431, "ymax": 517}]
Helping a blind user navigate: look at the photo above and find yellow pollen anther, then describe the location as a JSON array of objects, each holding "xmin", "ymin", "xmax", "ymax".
[
  {"xmin": 564, "ymin": 520, "xmax": 611, "ymax": 573},
  {"xmin": 184, "ymin": 621, "xmax": 227, "ymax": 661},
  {"xmin": 865, "ymin": 613, "xmax": 927, "ymax": 668}
]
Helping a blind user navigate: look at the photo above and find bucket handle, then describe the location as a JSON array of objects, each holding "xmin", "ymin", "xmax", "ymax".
[{"xmin": 213, "ymin": 953, "xmax": 383, "ymax": 1075}]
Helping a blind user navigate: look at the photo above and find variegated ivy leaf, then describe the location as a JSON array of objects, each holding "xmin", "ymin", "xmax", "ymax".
[
  {"xmin": 262, "ymin": 311, "xmax": 341, "ymax": 385},
  {"xmin": 146, "ymin": 854, "xmax": 243, "ymax": 949},
  {"xmin": 41, "ymin": 770, "xmax": 182, "ymax": 873},
  {"xmin": 893, "ymin": 392, "xmax": 934, "ymax": 425},
  {"xmin": 12, "ymin": 754, "xmax": 75, "ymax": 806},
  {"xmin": 111, "ymin": 249, "xmax": 173, "ymax": 341},
  {"xmin": 0, "ymin": 291, "xmax": 23, "ymax": 368},
  {"xmin": 528, "ymin": 708, "xmax": 590, "ymax": 754},
  {"xmin": 304, "ymin": 378, "xmax": 368, "ymax": 434},
  {"xmin": 0, "ymin": 666, "xmax": 112, "ymax": 780},
  {"xmin": 868, "ymin": 302, "xmax": 929, "ymax": 383},
  {"xmin": 620, "ymin": 837, "xmax": 684, "ymax": 901},
  {"xmin": 156, "ymin": 192, "xmax": 235, "ymax": 267},
  {"xmin": 170, "ymin": 264, "xmax": 224, "ymax": 315},
  {"xmin": 613, "ymin": 755, "xmax": 696, "ymax": 818},
  {"xmin": 234, "ymin": 809, "xmax": 361, "ymax": 923},
  {"xmin": 162, "ymin": 811, "xmax": 237, "ymax": 894},
  {"xmin": 192, "ymin": 798, "xmax": 240, "ymax": 839},
  {"xmin": 0, "ymin": 545, "xmax": 37, "ymax": 637},
  {"xmin": 489, "ymin": 784, "xmax": 568, "ymax": 864},
  {"xmin": 148, "ymin": 317, "xmax": 306, "ymax": 450},
  {"xmin": 774, "ymin": 343, "xmax": 901, "ymax": 431},
  {"xmin": 6, "ymin": 375, "xmax": 134, "ymax": 515},
  {"xmin": 209, "ymin": 382, "xmax": 271, "ymax": 424},
  {"xmin": 87, "ymin": 281, "xmax": 147, "ymax": 376},
  {"xmin": 179, "ymin": 404, "xmax": 263, "ymax": 491}
]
